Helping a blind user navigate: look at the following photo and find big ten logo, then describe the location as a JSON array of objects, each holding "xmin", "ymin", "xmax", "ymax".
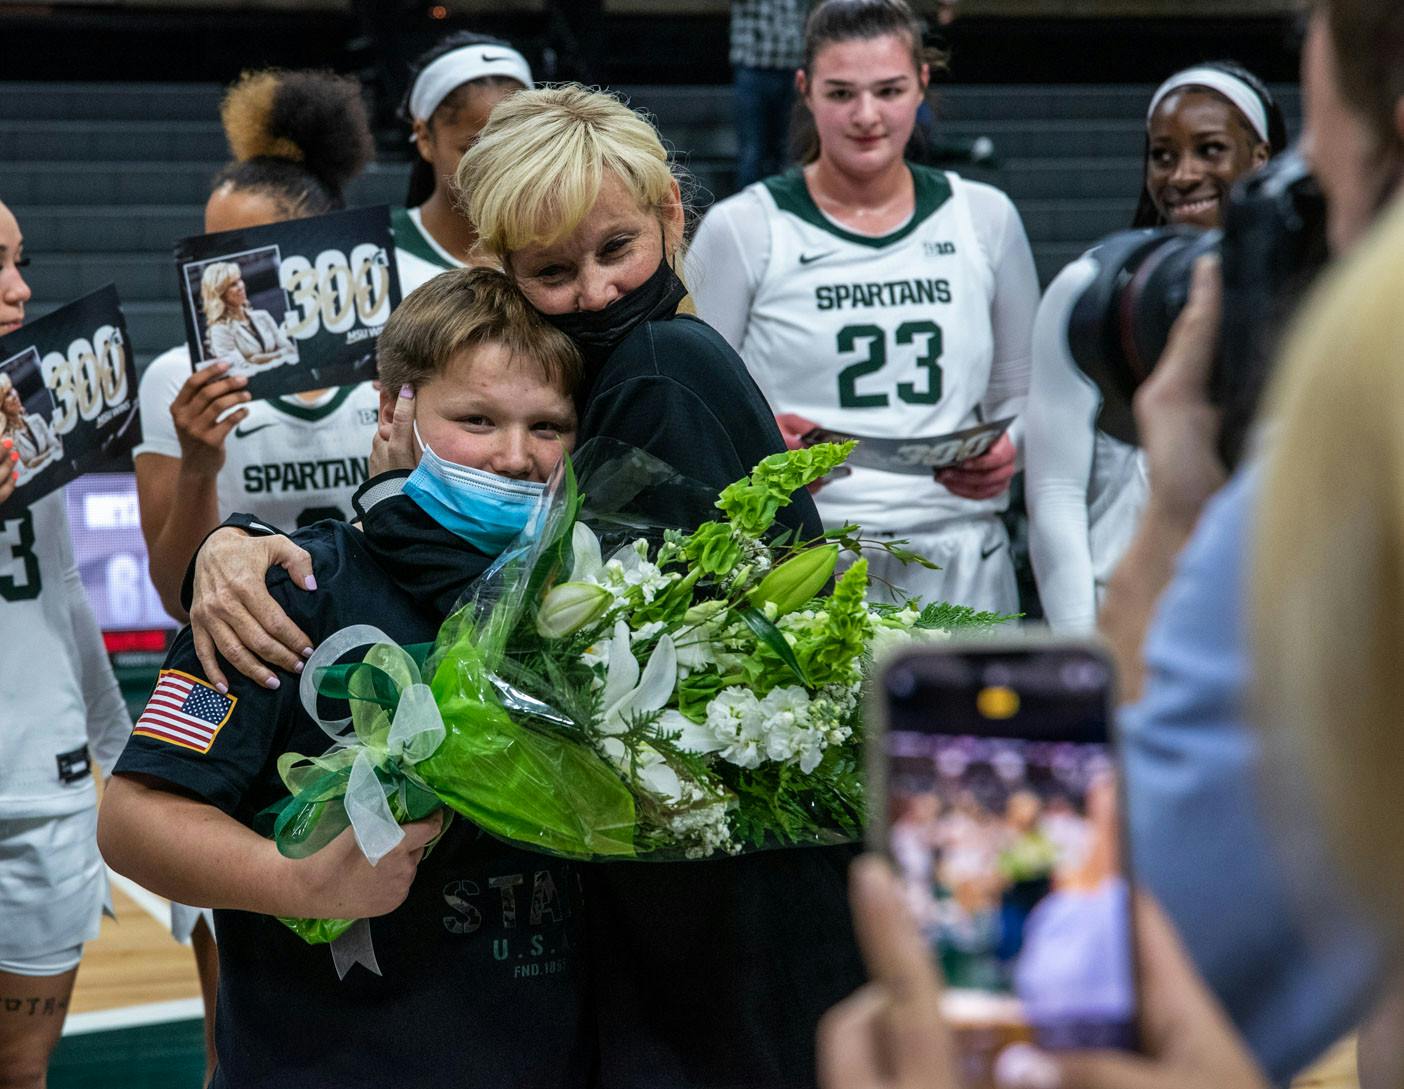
[
  {"xmin": 281, "ymin": 245, "xmax": 392, "ymax": 341},
  {"xmin": 40, "ymin": 325, "xmax": 130, "ymax": 436},
  {"xmin": 923, "ymin": 241, "xmax": 956, "ymax": 258},
  {"xmin": 441, "ymin": 869, "xmax": 573, "ymax": 966}
]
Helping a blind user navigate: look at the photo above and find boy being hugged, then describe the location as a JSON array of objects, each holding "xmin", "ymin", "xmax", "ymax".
[{"xmin": 99, "ymin": 269, "xmax": 590, "ymax": 1089}]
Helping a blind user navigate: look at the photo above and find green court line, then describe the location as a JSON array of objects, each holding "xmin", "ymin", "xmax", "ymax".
[{"xmin": 51, "ymin": 1019, "xmax": 205, "ymax": 1089}]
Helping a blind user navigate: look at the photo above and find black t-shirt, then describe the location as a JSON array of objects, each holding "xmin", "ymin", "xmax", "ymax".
[
  {"xmin": 115, "ymin": 510, "xmax": 592, "ymax": 1089},
  {"xmin": 578, "ymin": 313, "xmax": 863, "ymax": 1089},
  {"xmin": 578, "ymin": 313, "xmax": 825, "ymax": 542}
]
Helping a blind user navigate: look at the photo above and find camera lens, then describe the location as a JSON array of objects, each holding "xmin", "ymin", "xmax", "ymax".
[{"xmin": 1066, "ymin": 228, "xmax": 1219, "ymax": 446}]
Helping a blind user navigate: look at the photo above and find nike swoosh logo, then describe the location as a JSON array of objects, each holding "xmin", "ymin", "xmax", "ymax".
[
  {"xmin": 980, "ymin": 543, "xmax": 1005, "ymax": 561},
  {"xmin": 799, "ymin": 251, "xmax": 836, "ymax": 266},
  {"xmin": 481, "ymin": 54, "xmax": 511, "ymax": 63},
  {"xmin": 235, "ymin": 423, "xmax": 278, "ymax": 439}
]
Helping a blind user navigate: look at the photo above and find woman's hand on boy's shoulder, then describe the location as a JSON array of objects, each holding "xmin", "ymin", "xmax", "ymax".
[{"xmin": 190, "ymin": 527, "xmax": 316, "ymax": 692}]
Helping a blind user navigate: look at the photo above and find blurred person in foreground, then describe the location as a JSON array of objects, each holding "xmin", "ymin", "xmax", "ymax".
[
  {"xmin": 822, "ymin": 2, "xmax": 1404, "ymax": 1087},
  {"xmin": 1094, "ymin": 1, "xmax": 1404, "ymax": 1079},
  {"xmin": 817, "ymin": 169, "xmax": 1404, "ymax": 1089}
]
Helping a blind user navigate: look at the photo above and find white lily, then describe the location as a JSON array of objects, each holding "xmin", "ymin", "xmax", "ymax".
[
  {"xmin": 599, "ymin": 621, "xmax": 679, "ymax": 736},
  {"xmin": 658, "ymin": 708, "xmax": 726, "ymax": 756},
  {"xmin": 600, "ymin": 738, "xmax": 684, "ymax": 803},
  {"xmin": 570, "ymin": 522, "xmax": 604, "ymax": 581}
]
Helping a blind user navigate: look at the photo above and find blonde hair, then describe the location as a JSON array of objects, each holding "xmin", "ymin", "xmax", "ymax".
[
  {"xmin": 200, "ymin": 262, "xmax": 244, "ymax": 327},
  {"xmin": 1253, "ymin": 193, "xmax": 1404, "ymax": 926},
  {"xmin": 453, "ymin": 84, "xmax": 681, "ymax": 259},
  {"xmin": 376, "ymin": 267, "xmax": 582, "ymax": 396}
]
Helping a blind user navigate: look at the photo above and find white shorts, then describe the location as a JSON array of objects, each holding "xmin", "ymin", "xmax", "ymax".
[
  {"xmin": 859, "ymin": 516, "xmax": 1019, "ymax": 616},
  {"xmin": 0, "ymin": 807, "xmax": 107, "ymax": 972},
  {"xmin": 170, "ymin": 901, "xmax": 216, "ymax": 944}
]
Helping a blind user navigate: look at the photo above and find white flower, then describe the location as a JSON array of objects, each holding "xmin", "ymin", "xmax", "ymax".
[
  {"xmin": 666, "ymin": 798, "xmax": 737, "ymax": 858},
  {"xmin": 758, "ymin": 685, "xmax": 813, "ymax": 764},
  {"xmin": 570, "ymin": 522, "xmax": 604, "ymax": 581},
  {"xmin": 593, "ymin": 539, "xmax": 674, "ymax": 604},
  {"xmin": 656, "ymin": 708, "xmax": 724, "ymax": 756},
  {"xmin": 703, "ymin": 687, "xmax": 767, "ymax": 769},
  {"xmin": 599, "ymin": 737, "xmax": 684, "ymax": 803},
  {"xmin": 535, "ymin": 581, "xmax": 612, "ymax": 638},
  {"xmin": 630, "ymin": 621, "xmax": 666, "ymax": 645},
  {"xmin": 795, "ymin": 729, "xmax": 827, "ymax": 774},
  {"xmin": 599, "ymin": 621, "xmax": 678, "ymax": 736}
]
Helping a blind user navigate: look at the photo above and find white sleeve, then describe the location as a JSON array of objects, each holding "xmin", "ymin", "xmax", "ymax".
[
  {"xmin": 133, "ymin": 345, "xmax": 192, "ymax": 461},
  {"xmin": 686, "ymin": 188, "xmax": 771, "ymax": 354},
  {"xmin": 970, "ymin": 184, "xmax": 1039, "ymax": 453},
  {"xmin": 54, "ymin": 508, "xmax": 132, "ymax": 775},
  {"xmin": 1025, "ymin": 257, "xmax": 1104, "ymax": 632}
]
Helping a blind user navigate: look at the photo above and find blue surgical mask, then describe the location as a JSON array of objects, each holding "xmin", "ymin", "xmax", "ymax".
[{"xmin": 403, "ymin": 422, "xmax": 547, "ymax": 555}]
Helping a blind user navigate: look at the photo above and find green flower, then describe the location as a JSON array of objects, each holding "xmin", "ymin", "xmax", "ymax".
[
  {"xmin": 683, "ymin": 521, "xmax": 744, "ymax": 576},
  {"xmin": 750, "ymin": 544, "xmax": 839, "ymax": 617},
  {"xmin": 717, "ymin": 442, "xmax": 857, "ymax": 538},
  {"xmin": 793, "ymin": 560, "xmax": 872, "ymax": 688}
]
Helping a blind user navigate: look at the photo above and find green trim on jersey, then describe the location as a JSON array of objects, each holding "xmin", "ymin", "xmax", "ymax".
[
  {"xmin": 761, "ymin": 164, "xmax": 954, "ymax": 248},
  {"xmin": 269, "ymin": 384, "xmax": 359, "ymax": 422},
  {"xmin": 391, "ymin": 205, "xmax": 458, "ymax": 272}
]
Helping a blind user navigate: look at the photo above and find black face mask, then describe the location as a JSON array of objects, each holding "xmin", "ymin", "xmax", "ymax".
[{"xmin": 542, "ymin": 255, "xmax": 689, "ymax": 367}]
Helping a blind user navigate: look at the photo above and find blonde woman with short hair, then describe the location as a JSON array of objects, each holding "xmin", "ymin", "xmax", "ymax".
[
  {"xmin": 0, "ymin": 369, "xmax": 60, "ymax": 481},
  {"xmin": 1254, "ymin": 193, "xmax": 1404, "ymax": 933},
  {"xmin": 184, "ymin": 82, "xmax": 859, "ymax": 1089},
  {"xmin": 200, "ymin": 259, "xmax": 295, "ymax": 370}
]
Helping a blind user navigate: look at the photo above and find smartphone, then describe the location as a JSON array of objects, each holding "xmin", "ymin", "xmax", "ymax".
[{"xmin": 869, "ymin": 639, "xmax": 1137, "ymax": 1087}]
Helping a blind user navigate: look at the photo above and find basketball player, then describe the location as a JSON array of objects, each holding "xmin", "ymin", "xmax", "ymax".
[
  {"xmin": 0, "ymin": 197, "xmax": 133, "ymax": 1089},
  {"xmin": 395, "ymin": 32, "xmax": 534, "ymax": 290},
  {"xmin": 689, "ymin": 0, "xmax": 1039, "ymax": 615},
  {"xmin": 1025, "ymin": 62, "xmax": 1285, "ymax": 631}
]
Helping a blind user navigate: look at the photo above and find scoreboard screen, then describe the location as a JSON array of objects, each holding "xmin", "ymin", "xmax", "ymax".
[{"xmin": 65, "ymin": 473, "xmax": 178, "ymax": 634}]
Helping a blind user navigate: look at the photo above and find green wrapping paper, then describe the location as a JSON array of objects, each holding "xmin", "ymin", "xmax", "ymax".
[{"xmin": 258, "ymin": 440, "xmax": 1014, "ymax": 950}]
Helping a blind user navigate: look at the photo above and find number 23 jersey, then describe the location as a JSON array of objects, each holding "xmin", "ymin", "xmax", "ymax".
[
  {"xmin": 690, "ymin": 166, "xmax": 1039, "ymax": 534},
  {"xmin": 135, "ymin": 345, "xmax": 378, "ymax": 531}
]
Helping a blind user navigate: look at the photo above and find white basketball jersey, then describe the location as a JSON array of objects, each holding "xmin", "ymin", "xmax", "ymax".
[
  {"xmin": 392, "ymin": 205, "xmax": 466, "ymax": 295},
  {"xmin": 740, "ymin": 167, "xmax": 1004, "ymax": 534},
  {"xmin": 1088, "ymin": 431, "xmax": 1149, "ymax": 600},
  {"xmin": 135, "ymin": 346, "xmax": 379, "ymax": 531},
  {"xmin": 0, "ymin": 494, "xmax": 121, "ymax": 815}
]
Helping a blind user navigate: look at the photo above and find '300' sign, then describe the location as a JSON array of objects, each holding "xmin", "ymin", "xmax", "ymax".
[
  {"xmin": 280, "ymin": 245, "xmax": 393, "ymax": 340},
  {"xmin": 40, "ymin": 324, "xmax": 130, "ymax": 436}
]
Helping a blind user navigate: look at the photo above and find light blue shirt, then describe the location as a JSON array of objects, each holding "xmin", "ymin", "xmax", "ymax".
[{"xmin": 1121, "ymin": 465, "xmax": 1383, "ymax": 1083}]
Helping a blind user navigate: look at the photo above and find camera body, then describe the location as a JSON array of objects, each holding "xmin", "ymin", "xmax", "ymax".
[{"xmin": 1066, "ymin": 150, "xmax": 1329, "ymax": 468}]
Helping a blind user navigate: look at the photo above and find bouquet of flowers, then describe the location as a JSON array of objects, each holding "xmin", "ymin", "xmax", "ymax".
[{"xmin": 264, "ymin": 441, "xmax": 1012, "ymax": 945}]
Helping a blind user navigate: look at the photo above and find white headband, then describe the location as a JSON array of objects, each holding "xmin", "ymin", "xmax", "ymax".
[
  {"xmin": 1147, "ymin": 67, "xmax": 1271, "ymax": 144},
  {"xmin": 409, "ymin": 44, "xmax": 533, "ymax": 123}
]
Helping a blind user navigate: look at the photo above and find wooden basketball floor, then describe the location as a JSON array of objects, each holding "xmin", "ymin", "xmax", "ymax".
[{"xmin": 54, "ymin": 871, "xmax": 1360, "ymax": 1089}]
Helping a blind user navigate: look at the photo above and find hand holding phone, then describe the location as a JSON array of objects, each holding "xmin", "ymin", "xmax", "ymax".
[{"xmin": 868, "ymin": 640, "xmax": 1137, "ymax": 1089}]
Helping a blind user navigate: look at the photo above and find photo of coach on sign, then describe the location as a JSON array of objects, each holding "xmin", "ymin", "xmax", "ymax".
[
  {"xmin": 0, "ymin": 284, "xmax": 139, "ymax": 515},
  {"xmin": 183, "ymin": 245, "xmax": 299, "ymax": 376},
  {"xmin": 0, "ymin": 346, "xmax": 63, "ymax": 485},
  {"xmin": 174, "ymin": 205, "xmax": 401, "ymax": 401}
]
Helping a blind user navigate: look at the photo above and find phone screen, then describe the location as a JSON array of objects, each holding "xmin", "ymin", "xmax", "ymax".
[{"xmin": 875, "ymin": 645, "xmax": 1135, "ymax": 1085}]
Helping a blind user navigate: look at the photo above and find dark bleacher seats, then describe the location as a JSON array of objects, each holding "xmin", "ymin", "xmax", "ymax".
[{"xmin": 0, "ymin": 81, "xmax": 1299, "ymax": 369}]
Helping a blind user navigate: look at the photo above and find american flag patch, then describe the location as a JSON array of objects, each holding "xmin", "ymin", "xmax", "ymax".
[{"xmin": 134, "ymin": 669, "xmax": 237, "ymax": 754}]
